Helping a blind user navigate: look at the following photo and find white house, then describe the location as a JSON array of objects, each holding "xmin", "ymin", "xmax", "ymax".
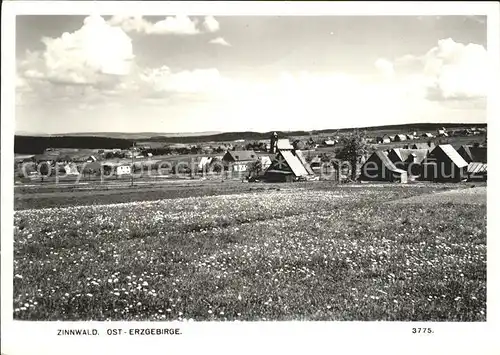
[{"xmin": 116, "ymin": 165, "xmax": 131, "ymax": 176}]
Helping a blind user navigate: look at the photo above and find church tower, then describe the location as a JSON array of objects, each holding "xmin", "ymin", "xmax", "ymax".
[{"xmin": 270, "ymin": 132, "xmax": 278, "ymax": 153}]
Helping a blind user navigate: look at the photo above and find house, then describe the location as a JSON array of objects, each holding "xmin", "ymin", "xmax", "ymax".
[
  {"xmin": 457, "ymin": 145, "xmax": 487, "ymax": 163},
  {"xmin": 387, "ymin": 148, "xmax": 429, "ymax": 176},
  {"xmin": 422, "ymin": 132, "xmax": 434, "ymax": 138},
  {"xmin": 420, "ymin": 145, "xmax": 468, "ymax": 182},
  {"xmin": 467, "ymin": 162, "xmax": 487, "ymax": 181},
  {"xmin": 437, "ymin": 131, "xmax": 449, "ymax": 137},
  {"xmin": 116, "ymin": 165, "xmax": 132, "ymax": 176},
  {"xmin": 359, "ymin": 151, "xmax": 407, "ymax": 183},
  {"xmin": 406, "ymin": 134, "xmax": 415, "ymax": 140},
  {"xmin": 388, "ymin": 135, "xmax": 396, "ymax": 142},
  {"xmin": 263, "ymin": 150, "xmax": 312, "ymax": 182},
  {"xmin": 377, "ymin": 135, "xmax": 391, "ymax": 144},
  {"xmin": 222, "ymin": 150, "xmax": 257, "ymax": 172},
  {"xmin": 322, "ymin": 139, "xmax": 336, "ymax": 147},
  {"xmin": 63, "ymin": 163, "xmax": 80, "ymax": 176},
  {"xmin": 394, "ymin": 134, "xmax": 408, "ymax": 142}
]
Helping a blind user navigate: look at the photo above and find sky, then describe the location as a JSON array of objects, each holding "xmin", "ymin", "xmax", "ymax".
[{"xmin": 15, "ymin": 15, "xmax": 489, "ymax": 134}]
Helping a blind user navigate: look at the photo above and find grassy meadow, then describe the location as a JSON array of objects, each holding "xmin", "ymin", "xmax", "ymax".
[{"xmin": 13, "ymin": 183, "xmax": 486, "ymax": 321}]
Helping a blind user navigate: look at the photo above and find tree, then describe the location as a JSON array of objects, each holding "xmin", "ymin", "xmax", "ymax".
[
  {"xmin": 190, "ymin": 146, "xmax": 201, "ymax": 154},
  {"xmin": 39, "ymin": 162, "xmax": 51, "ymax": 182},
  {"xmin": 335, "ymin": 129, "xmax": 368, "ymax": 180},
  {"xmin": 246, "ymin": 160, "xmax": 263, "ymax": 179}
]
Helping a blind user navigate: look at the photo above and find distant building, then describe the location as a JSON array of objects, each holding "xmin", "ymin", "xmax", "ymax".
[
  {"xmin": 322, "ymin": 139, "xmax": 336, "ymax": 147},
  {"xmin": 394, "ymin": 134, "xmax": 407, "ymax": 142},
  {"xmin": 222, "ymin": 150, "xmax": 257, "ymax": 172},
  {"xmin": 116, "ymin": 165, "xmax": 132, "ymax": 176},
  {"xmin": 377, "ymin": 136, "xmax": 391, "ymax": 144},
  {"xmin": 64, "ymin": 163, "xmax": 80, "ymax": 176},
  {"xmin": 437, "ymin": 130, "xmax": 449, "ymax": 137},
  {"xmin": 422, "ymin": 132, "xmax": 434, "ymax": 138}
]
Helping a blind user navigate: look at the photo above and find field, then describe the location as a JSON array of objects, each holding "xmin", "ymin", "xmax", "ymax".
[{"xmin": 13, "ymin": 182, "xmax": 486, "ymax": 321}]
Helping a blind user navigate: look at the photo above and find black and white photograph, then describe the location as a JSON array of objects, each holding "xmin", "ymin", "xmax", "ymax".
[{"xmin": 2, "ymin": 1, "xmax": 499, "ymax": 355}]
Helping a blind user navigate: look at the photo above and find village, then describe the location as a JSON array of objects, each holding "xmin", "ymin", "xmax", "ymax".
[
  {"xmin": 14, "ymin": 125, "xmax": 487, "ymax": 185},
  {"xmin": 12, "ymin": 124, "xmax": 489, "ymax": 324}
]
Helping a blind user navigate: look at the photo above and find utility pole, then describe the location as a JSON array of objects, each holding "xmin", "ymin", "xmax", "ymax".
[{"xmin": 131, "ymin": 141, "xmax": 135, "ymax": 187}]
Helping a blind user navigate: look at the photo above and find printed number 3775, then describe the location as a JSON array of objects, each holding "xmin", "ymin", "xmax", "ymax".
[{"xmin": 412, "ymin": 328, "xmax": 433, "ymax": 334}]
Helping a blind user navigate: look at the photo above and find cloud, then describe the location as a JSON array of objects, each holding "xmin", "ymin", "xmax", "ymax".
[
  {"xmin": 138, "ymin": 66, "xmax": 226, "ymax": 96},
  {"xmin": 108, "ymin": 15, "xmax": 220, "ymax": 35},
  {"xmin": 374, "ymin": 58, "xmax": 394, "ymax": 78},
  {"xmin": 19, "ymin": 15, "xmax": 134, "ymax": 87},
  {"xmin": 422, "ymin": 38, "xmax": 488, "ymax": 100},
  {"xmin": 203, "ymin": 16, "xmax": 220, "ymax": 33},
  {"xmin": 383, "ymin": 38, "xmax": 489, "ymax": 101},
  {"xmin": 209, "ymin": 37, "xmax": 231, "ymax": 47},
  {"xmin": 465, "ymin": 15, "xmax": 486, "ymax": 25}
]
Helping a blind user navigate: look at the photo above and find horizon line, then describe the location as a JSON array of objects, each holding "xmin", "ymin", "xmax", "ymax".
[{"xmin": 15, "ymin": 121, "xmax": 488, "ymax": 137}]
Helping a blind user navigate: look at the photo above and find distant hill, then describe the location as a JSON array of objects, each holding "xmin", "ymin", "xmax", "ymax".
[
  {"xmin": 136, "ymin": 123, "xmax": 487, "ymax": 143},
  {"xmin": 14, "ymin": 123, "xmax": 486, "ymax": 154},
  {"xmin": 16, "ymin": 131, "xmax": 222, "ymax": 139},
  {"xmin": 14, "ymin": 136, "xmax": 133, "ymax": 155}
]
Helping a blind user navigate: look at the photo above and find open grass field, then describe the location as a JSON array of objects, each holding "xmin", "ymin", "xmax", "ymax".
[{"xmin": 13, "ymin": 183, "xmax": 486, "ymax": 321}]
